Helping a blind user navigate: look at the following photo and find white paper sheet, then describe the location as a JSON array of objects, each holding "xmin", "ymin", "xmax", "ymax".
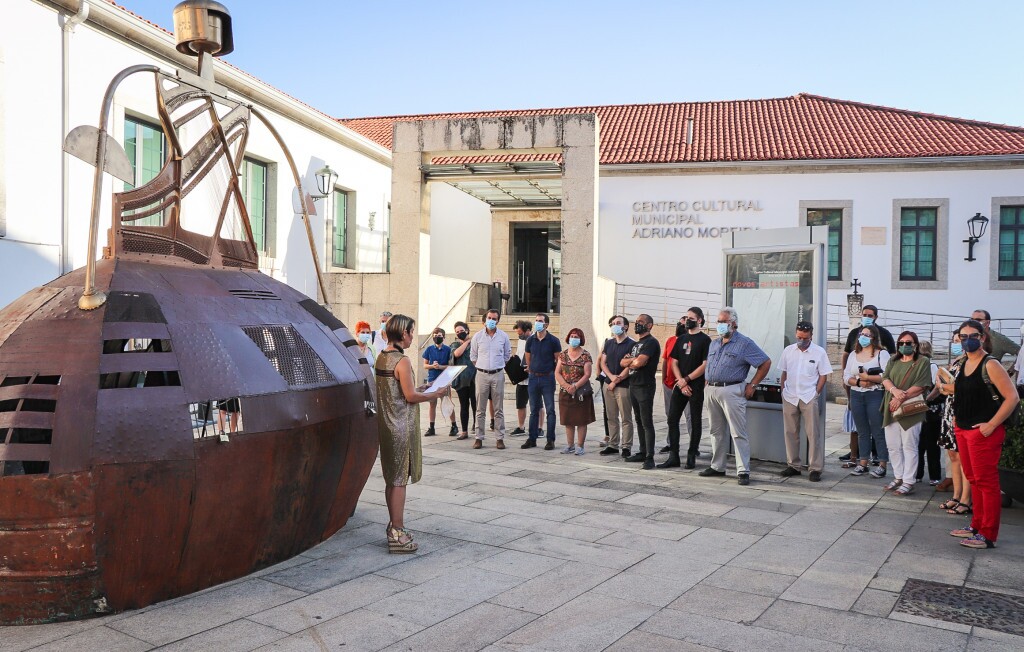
[{"xmin": 427, "ymin": 365, "xmax": 466, "ymax": 392}]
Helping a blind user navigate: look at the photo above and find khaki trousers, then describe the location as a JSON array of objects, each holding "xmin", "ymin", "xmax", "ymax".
[
  {"xmin": 783, "ymin": 398, "xmax": 823, "ymax": 473},
  {"xmin": 603, "ymin": 384, "xmax": 633, "ymax": 450}
]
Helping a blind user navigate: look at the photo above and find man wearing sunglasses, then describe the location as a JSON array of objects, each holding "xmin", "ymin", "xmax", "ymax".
[{"xmin": 971, "ymin": 310, "xmax": 1020, "ymax": 366}]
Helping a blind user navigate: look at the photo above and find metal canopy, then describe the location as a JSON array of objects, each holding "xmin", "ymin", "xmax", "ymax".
[
  {"xmin": 422, "ymin": 160, "xmax": 563, "ymax": 208},
  {"xmin": 422, "ymin": 161, "xmax": 562, "ymax": 178}
]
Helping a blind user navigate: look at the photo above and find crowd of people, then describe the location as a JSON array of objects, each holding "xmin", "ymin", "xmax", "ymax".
[{"xmin": 366, "ymin": 306, "xmax": 1021, "ymax": 554}]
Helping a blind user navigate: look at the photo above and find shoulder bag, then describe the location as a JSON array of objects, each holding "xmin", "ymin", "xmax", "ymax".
[{"xmin": 892, "ymin": 359, "xmax": 928, "ymax": 419}]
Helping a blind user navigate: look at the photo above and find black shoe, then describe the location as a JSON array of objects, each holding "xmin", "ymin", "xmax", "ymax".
[
  {"xmin": 599, "ymin": 447, "xmax": 620, "ymax": 456},
  {"xmin": 521, "ymin": 440, "xmax": 537, "ymax": 449},
  {"xmin": 642, "ymin": 460, "xmax": 656, "ymax": 470},
  {"xmin": 698, "ymin": 467, "xmax": 725, "ymax": 477},
  {"xmin": 660, "ymin": 445, "xmax": 671, "ymax": 453},
  {"xmin": 809, "ymin": 471, "xmax": 822, "ymax": 482},
  {"xmin": 839, "ymin": 453, "xmax": 852, "ymax": 462},
  {"xmin": 490, "ymin": 419, "xmax": 495, "ymax": 430},
  {"xmin": 781, "ymin": 466, "xmax": 802, "ymax": 478},
  {"xmin": 738, "ymin": 473, "xmax": 750, "ymax": 486},
  {"xmin": 685, "ymin": 453, "xmax": 696, "ymax": 469},
  {"xmin": 449, "ymin": 424, "xmax": 459, "ymax": 437},
  {"xmin": 625, "ymin": 453, "xmax": 646, "ymax": 463},
  {"xmin": 870, "ymin": 456, "xmax": 880, "ymax": 466},
  {"xmin": 510, "ymin": 427, "xmax": 526, "ymax": 436},
  {"xmin": 425, "ymin": 427, "xmax": 436, "ymax": 437},
  {"xmin": 621, "ymin": 449, "xmax": 631, "ymax": 458},
  {"xmin": 543, "ymin": 441, "xmax": 555, "ymax": 451},
  {"xmin": 657, "ymin": 457, "xmax": 681, "ymax": 469}
]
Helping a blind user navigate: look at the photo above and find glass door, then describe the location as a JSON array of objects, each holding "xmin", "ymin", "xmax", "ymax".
[{"xmin": 512, "ymin": 223, "xmax": 560, "ymax": 313}]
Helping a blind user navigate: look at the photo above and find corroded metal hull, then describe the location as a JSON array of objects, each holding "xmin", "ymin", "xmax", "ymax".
[{"xmin": 0, "ymin": 259, "xmax": 378, "ymax": 624}]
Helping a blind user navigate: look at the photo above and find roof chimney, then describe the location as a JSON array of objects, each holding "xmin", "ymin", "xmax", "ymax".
[{"xmin": 685, "ymin": 117, "xmax": 694, "ymax": 145}]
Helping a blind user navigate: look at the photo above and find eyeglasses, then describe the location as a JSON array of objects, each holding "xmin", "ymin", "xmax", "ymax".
[
  {"xmin": 897, "ymin": 341, "xmax": 915, "ymax": 346},
  {"xmin": 959, "ymin": 332, "xmax": 983, "ymax": 341}
]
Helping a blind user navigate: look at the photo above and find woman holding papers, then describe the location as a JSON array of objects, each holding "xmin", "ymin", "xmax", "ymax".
[{"xmin": 375, "ymin": 314, "xmax": 450, "ymax": 554}]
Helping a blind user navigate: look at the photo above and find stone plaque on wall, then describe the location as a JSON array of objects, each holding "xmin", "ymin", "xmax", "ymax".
[{"xmin": 861, "ymin": 227, "xmax": 887, "ymax": 245}]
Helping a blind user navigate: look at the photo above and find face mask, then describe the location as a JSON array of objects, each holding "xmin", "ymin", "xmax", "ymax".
[
  {"xmin": 950, "ymin": 342, "xmax": 963, "ymax": 356},
  {"xmin": 675, "ymin": 323, "xmax": 685, "ymax": 338},
  {"xmin": 610, "ymin": 324, "xmax": 624, "ymax": 336},
  {"xmin": 716, "ymin": 323, "xmax": 730, "ymax": 336},
  {"xmin": 486, "ymin": 319, "xmax": 497, "ymax": 330},
  {"xmin": 797, "ymin": 338, "xmax": 811, "ymax": 350},
  {"xmin": 861, "ymin": 316, "xmax": 874, "ymax": 327},
  {"xmin": 898, "ymin": 344, "xmax": 915, "ymax": 356},
  {"xmin": 433, "ymin": 336, "xmax": 444, "ymax": 345},
  {"xmin": 962, "ymin": 337, "xmax": 983, "ymax": 353},
  {"xmin": 685, "ymin": 319, "xmax": 698, "ymax": 330},
  {"xmin": 456, "ymin": 331, "xmax": 467, "ymax": 341},
  {"xmin": 634, "ymin": 322, "xmax": 648, "ymax": 335},
  {"xmin": 858, "ymin": 335, "xmax": 872, "ymax": 348},
  {"xmin": 569, "ymin": 337, "xmax": 581, "ymax": 348},
  {"xmin": 358, "ymin": 333, "xmax": 371, "ymax": 344},
  {"xmin": 518, "ymin": 333, "xmax": 528, "ymax": 340},
  {"xmin": 534, "ymin": 321, "xmax": 545, "ymax": 332}
]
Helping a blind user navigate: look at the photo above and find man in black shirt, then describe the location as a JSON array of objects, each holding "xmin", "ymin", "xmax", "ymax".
[
  {"xmin": 841, "ymin": 304, "xmax": 895, "ymax": 463},
  {"xmin": 619, "ymin": 314, "xmax": 661, "ymax": 469},
  {"xmin": 662, "ymin": 307, "xmax": 711, "ymax": 469}
]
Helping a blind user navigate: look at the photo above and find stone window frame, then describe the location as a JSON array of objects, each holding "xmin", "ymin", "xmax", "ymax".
[
  {"xmin": 239, "ymin": 154, "xmax": 278, "ymax": 259},
  {"xmin": 799, "ymin": 200, "xmax": 852, "ymax": 290},
  {"xmin": 989, "ymin": 197, "xmax": 1024, "ymax": 290},
  {"xmin": 891, "ymin": 198, "xmax": 949, "ymax": 290},
  {"xmin": 328, "ymin": 185, "xmax": 356, "ymax": 271}
]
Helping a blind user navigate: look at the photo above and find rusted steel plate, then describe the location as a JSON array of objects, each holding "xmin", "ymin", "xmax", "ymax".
[
  {"xmin": 0, "ymin": 383, "xmax": 59, "ymax": 402},
  {"xmin": 93, "ymin": 461, "xmax": 193, "ymax": 611},
  {"xmin": 0, "ymin": 444, "xmax": 51, "ymax": 461},
  {"xmin": 324, "ymin": 412, "xmax": 379, "ymax": 537},
  {"xmin": 101, "ymin": 322, "xmax": 171, "ymax": 341},
  {"xmin": 293, "ymin": 321, "xmax": 361, "ymax": 385},
  {"xmin": 98, "ymin": 352, "xmax": 179, "ymax": 374},
  {"xmin": 92, "ymin": 387, "xmax": 194, "ymax": 464},
  {"xmin": 49, "ymin": 372, "xmax": 99, "ymax": 475},
  {"xmin": 0, "ymin": 288, "xmax": 63, "ymax": 348},
  {"xmin": 0, "ymin": 412, "xmax": 54, "ymax": 430}
]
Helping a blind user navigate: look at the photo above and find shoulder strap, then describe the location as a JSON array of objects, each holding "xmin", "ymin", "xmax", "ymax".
[
  {"xmin": 897, "ymin": 358, "xmax": 919, "ymax": 389},
  {"xmin": 979, "ymin": 355, "xmax": 1003, "ymax": 403}
]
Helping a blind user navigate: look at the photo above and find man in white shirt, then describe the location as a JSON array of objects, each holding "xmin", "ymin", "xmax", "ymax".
[
  {"xmin": 469, "ymin": 309, "xmax": 512, "ymax": 449},
  {"xmin": 370, "ymin": 311, "xmax": 392, "ymax": 356},
  {"xmin": 779, "ymin": 321, "xmax": 833, "ymax": 482}
]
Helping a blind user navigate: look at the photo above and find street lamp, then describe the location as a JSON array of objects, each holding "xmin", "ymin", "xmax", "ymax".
[
  {"xmin": 313, "ymin": 164, "xmax": 338, "ymax": 200},
  {"xmin": 964, "ymin": 212, "xmax": 989, "ymax": 262}
]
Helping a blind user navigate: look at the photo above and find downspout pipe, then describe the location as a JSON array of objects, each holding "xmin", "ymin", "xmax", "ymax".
[{"xmin": 60, "ymin": 0, "xmax": 90, "ymax": 275}]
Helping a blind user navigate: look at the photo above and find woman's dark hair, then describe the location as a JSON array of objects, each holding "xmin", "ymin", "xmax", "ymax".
[
  {"xmin": 956, "ymin": 319, "xmax": 994, "ymax": 353},
  {"xmin": 454, "ymin": 321, "xmax": 469, "ymax": 332},
  {"xmin": 854, "ymin": 325, "xmax": 880, "ymax": 354},
  {"xmin": 385, "ymin": 314, "xmax": 415, "ymax": 346},
  {"xmin": 514, "ymin": 319, "xmax": 532, "ymax": 332},
  {"xmin": 432, "ymin": 327, "xmax": 445, "ymax": 336},
  {"xmin": 896, "ymin": 330, "xmax": 920, "ymax": 360},
  {"xmin": 687, "ymin": 306, "xmax": 705, "ymax": 326},
  {"xmin": 565, "ymin": 328, "xmax": 586, "ymax": 346}
]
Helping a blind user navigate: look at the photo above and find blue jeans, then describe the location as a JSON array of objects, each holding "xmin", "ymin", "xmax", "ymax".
[
  {"xmin": 850, "ymin": 389, "xmax": 888, "ymax": 462},
  {"xmin": 528, "ymin": 373, "xmax": 556, "ymax": 442}
]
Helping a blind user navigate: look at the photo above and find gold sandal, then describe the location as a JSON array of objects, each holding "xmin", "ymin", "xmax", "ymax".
[{"xmin": 387, "ymin": 525, "xmax": 418, "ymax": 554}]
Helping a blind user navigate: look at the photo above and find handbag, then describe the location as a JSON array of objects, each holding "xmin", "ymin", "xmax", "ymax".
[
  {"xmin": 891, "ymin": 359, "xmax": 928, "ymax": 418},
  {"xmin": 575, "ymin": 380, "xmax": 594, "ymax": 401}
]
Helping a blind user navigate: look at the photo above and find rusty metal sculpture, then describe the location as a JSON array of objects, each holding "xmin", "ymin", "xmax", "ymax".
[{"xmin": 0, "ymin": 1, "xmax": 378, "ymax": 624}]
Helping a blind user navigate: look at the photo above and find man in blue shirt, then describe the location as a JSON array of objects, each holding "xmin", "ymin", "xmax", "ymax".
[
  {"xmin": 698, "ymin": 307, "xmax": 771, "ymax": 486},
  {"xmin": 422, "ymin": 327, "xmax": 456, "ymax": 437},
  {"xmin": 523, "ymin": 312, "xmax": 562, "ymax": 450}
]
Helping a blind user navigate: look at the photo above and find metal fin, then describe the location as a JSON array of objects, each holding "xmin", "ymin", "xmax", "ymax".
[{"xmin": 63, "ymin": 125, "xmax": 135, "ymax": 184}]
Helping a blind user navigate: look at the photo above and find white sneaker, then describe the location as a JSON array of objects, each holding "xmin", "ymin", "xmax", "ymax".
[
  {"xmin": 560, "ymin": 446, "xmax": 576, "ymax": 454},
  {"xmin": 870, "ymin": 466, "xmax": 887, "ymax": 479},
  {"xmin": 574, "ymin": 446, "xmax": 586, "ymax": 456}
]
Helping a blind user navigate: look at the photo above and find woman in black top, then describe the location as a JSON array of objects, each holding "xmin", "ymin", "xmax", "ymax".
[
  {"xmin": 943, "ymin": 319, "xmax": 1019, "ymax": 549},
  {"xmin": 662, "ymin": 308, "xmax": 711, "ymax": 469}
]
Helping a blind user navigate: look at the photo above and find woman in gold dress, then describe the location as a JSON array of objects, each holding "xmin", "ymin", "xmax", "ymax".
[{"xmin": 375, "ymin": 314, "xmax": 449, "ymax": 553}]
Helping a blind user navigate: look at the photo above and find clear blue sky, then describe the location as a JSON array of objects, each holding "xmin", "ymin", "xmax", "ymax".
[{"xmin": 120, "ymin": 0, "xmax": 1024, "ymax": 125}]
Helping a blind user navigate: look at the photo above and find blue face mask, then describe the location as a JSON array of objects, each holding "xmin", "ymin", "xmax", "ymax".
[
  {"xmin": 534, "ymin": 321, "xmax": 545, "ymax": 332},
  {"xmin": 358, "ymin": 333, "xmax": 371, "ymax": 344},
  {"xmin": 950, "ymin": 342, "xmax": 963, "ymax": 357},
  {"xmin": 861, "ymin": 316, "xmax": 874, "ymax": 327},
  {"xmin": 858, "ymin": 335, "xmax": 872, "ymax": 348},
  {"xmin": 962, "ymin": 337, "xmax": 983, "ymax": 353},
  {"xmin": 716, "ymin": 323, "xmax": 730, "ymax": 336},
  {"xmin": 569, "ymin": 337, "xmax": 581, "ymax": 348},
  {"xmin": 486, "ymin": 319, "xmax": 498, "ymax": 330},
  {"xmin": 611, "ymin": 325, "xmax": 624, "ymax": 336}
]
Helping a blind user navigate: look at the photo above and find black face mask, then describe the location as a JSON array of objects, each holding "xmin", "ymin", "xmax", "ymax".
[
  {"xmin": 433, "ymin": 336, "xmax": 444, "ymax": 345},
  {"xmin": 456, "ymin": 331, "xmax": 467, "ymax": 340},
  {"xmin": 518, "ymin": 333, "xmax": 528, "ymax": 340},
  {"xmin": 685, "ymin": 319, "xmax": 698, "ymax": 330},
  {"xmin": 635, "ymin": 322, "xmax": 648, "ymax": 335},
  {"xmin": 675, "ymin": 323, "xmax": 685, "ymax": 338}
]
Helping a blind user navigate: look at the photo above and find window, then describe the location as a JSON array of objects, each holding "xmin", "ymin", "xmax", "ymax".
[
  {"xmin": 806, "ymin": 208, "xmax": 842, "ymax": 280},
  {"xmin": 899, "ymin": 207, "xmax": 938, "ymax": 280},
  {"xmin": 332, "ymin": 189, "xmax": 349, "ymax": 268},
  {"xmin": 124, "ymin": 116, "xmax": 166, "ymax": 226},
  {"xmin": 239, "ymin": 158, "xmax": 268, "ymax": 252},
  {"xmin": 998, "ymin": 205, "xmax": 1024, "ymax": 281}
]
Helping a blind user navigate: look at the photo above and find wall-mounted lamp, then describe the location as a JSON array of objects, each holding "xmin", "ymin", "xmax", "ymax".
[
  {"xmin": 964, "ymin": 212, "xmax": 989, "ymax": 262},
  {"xmin": 312, "ymin": 164, "xmax": 338, "ymax": 200},
  {"xmin": 368, "ymin": 211, "xmax": 376, "ymax": 231}
]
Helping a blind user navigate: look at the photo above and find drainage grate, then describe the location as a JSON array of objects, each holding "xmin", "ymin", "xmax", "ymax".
[
  {"xmin": 894, "ymin": 578, "xmax": 1024, "ymax": 637},
  {"xmin": 242, "ymin": 325, "xmax": 335, "ymax": 387}
]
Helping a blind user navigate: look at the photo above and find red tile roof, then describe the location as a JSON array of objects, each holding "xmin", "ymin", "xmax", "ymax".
[{"xmin": 340, "ymin": 95, "xmax": 1024, "ymax": 164}]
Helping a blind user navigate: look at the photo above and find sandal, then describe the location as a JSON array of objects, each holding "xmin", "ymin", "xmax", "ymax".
[
  {"xmin": 387, "ymin": 525, "xmax": 418, "ymax": 554},
  {"xmin": 938, "ymin": 497, "xmax": 961, "ymax": 510},
  {"xmin": 949, "ymin": 502, "xmax": 972, "ymax": 515},
  {"xmin": 884, "ymin": 479, "xmax": 902, "ymax": 491},
  {"xmin": 894, "ymin": 484, "xmax": 914, "ymax": 496}
]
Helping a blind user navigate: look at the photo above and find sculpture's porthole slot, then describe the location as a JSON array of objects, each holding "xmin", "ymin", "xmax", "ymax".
[
  {"xmin": 103, "ymin": 338, "xmax": 174, "ymax": 353},
  {"xmin": 100, "ymin": 370, "xmax": 181, "ymax": 389},
  {"xmin": 190, "ymin": 398, "xmax": 243, "ymax": 439}
]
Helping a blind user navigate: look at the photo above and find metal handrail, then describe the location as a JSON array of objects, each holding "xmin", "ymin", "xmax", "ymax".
[{"xmin": 419, "ymin": 282, "xmax": 485, "ymax": 350}]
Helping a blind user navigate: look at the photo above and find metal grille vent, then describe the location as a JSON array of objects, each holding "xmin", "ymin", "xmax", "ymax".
[
  {"xmin": 228, "ymin": 289, "xmax": 279, "ymax": 300},
  {"xmin": 241, "ymin": 325, "xmax": 335, "ymax": 387},
  {"xmin": 0, "ymin": 374, "xmax": 60, "ymax": 477}
]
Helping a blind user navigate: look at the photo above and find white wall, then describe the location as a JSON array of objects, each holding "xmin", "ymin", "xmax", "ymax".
[
  {"xmin": 0, "ymin": 0, "xmax": 391, "ymax": 309},
  {"xmin": 428, "ymin": 182, "xmax": 492, "ymax": 282},
  {"xmin": 598, "ymin": 168, "xmax": 1024, "ymax": 320}
]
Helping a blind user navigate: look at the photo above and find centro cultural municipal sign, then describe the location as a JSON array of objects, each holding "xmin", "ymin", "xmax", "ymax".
[{"xmin": 631, "ymin": 199, "xmax": 763, "ymax": 239}]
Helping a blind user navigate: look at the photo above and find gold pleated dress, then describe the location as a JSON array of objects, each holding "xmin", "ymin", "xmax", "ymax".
[{"xmin": 375, "ymin": 350, "xmax": 422, "ymax": 487}]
